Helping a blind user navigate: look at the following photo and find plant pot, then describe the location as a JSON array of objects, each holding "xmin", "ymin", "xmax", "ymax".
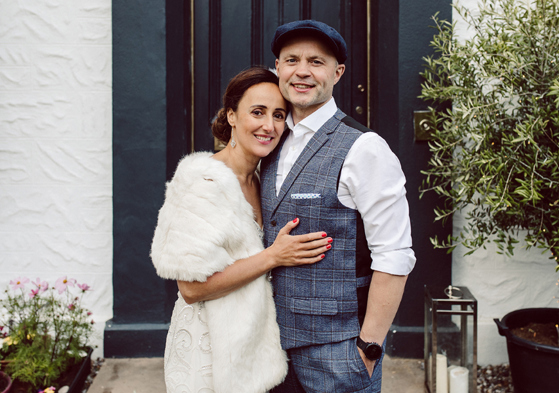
[
  {"xmin": 66, "ymin": 347, "xmax": 93, "ymax": 393},
  {"xmin": 6, "ymin": 348, "xmax": 93, "ymax": 393},
  {"xmin": 494, "ymin": 308, "xmax": 559, "ymax": 393},
  {"xmin": 0, "ymin": 371, "xmax": 12, "ymax": 393}
]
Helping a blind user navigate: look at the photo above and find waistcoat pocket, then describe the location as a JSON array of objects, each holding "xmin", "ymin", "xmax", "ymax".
[
  {"xmin": 289, "ymin": 297, "xmax": 338, "ymax": 315},
  {"xmin": 290, "ymin": 196, "xmax": 323, "ymax": 206}
]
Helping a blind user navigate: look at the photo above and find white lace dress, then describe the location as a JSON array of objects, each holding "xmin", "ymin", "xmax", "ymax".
[
  {"xmin": 164, "ymin": 297, "xmax": 214, "ymax": 393},
  {"xmin": 163, "ymin": 222, "xmax": 266, "ymax": 393}
]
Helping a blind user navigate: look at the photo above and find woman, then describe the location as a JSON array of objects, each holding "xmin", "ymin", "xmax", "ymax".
[{"xmin": 151, "ymin": 67, "xmax": 332, "ymax": 393}]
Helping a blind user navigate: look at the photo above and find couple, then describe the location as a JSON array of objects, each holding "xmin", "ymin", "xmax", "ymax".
[{"xmin": 151, "ymin": 20, "xmax": 415, "ymax": 393}]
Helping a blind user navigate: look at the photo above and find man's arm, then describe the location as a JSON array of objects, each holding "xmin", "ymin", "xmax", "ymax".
[
  {"xmin": 358, "ymin": 271, "xmax": 408, "ymax": 376},
  {"xmin": 337, "ymin": 132, "xmax": 416, "ymax": 376}
]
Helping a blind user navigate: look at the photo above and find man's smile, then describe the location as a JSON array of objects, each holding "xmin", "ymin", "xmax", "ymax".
[{"xmin": 292, "ymin": 83, "xmax": 314, "ymax": 92}]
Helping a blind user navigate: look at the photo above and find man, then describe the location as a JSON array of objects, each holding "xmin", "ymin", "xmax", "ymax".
[{"xmin": 260, "ymin": 20, "xmax": 416, "ymax": 392}]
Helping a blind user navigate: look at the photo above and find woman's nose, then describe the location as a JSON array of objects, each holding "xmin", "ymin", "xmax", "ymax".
[{"xmin": 262, "ymin": 116, "xmax": 274, "ymax": 132}]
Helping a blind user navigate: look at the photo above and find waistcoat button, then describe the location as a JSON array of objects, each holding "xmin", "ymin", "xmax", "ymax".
[{"xmin": 271, "ymin": 220, "xmax": 277, "ymax": 227}]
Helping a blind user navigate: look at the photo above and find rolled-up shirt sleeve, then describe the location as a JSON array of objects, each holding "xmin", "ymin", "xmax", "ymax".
[{"xmin": 337, "ymin": 132, "xmax": 416, "ymax": 275}]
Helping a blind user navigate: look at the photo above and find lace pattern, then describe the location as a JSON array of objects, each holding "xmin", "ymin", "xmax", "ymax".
[{"xmin": 164, "ymin": 295, "xmax": 214, "ymax": 393}]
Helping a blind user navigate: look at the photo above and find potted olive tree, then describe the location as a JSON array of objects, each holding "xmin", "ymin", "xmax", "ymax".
[{"xmin": 419, "ymin": 0, "xmax": 559, "ymax": 391}]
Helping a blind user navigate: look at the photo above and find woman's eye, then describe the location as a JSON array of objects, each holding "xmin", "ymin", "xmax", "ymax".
[
  {"xmin": 274, "ymin": 113, "xmax": 285, "ymax": 120},
  {"xmin": 252, "ymin": 110, "xmax": 263, "ymax": 116}
]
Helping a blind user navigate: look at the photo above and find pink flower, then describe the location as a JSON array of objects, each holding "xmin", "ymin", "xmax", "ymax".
[
  {"xmin": 55, "ymin": 276, "xmax": 76, "ymax": 294},
  {"xmin": 68, "ymin": 304, "xmax": 75, "ymax": 311},
  {"xmin": 9, "ymin": 277, "xmax": 29, "ymax": 290},
  {"xmin": 29, "ymin": 288, "xmax": 39, "ymax": 298},
  {"xmin": 87, "ymin": 312, "xmax": 92, "ymax": 316},
  {"xmin": 77, "ymin": 283, "xmax": 91, "ymax": 292},
  {"xmin": 33, "ymin": 278, "xmax": 49, "ymax": 293}
]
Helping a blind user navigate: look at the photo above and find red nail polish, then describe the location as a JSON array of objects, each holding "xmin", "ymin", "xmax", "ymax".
[
  {"xmin": 322, "ymin": 233, "xmax": 327, "ymax": 238},
  {"xmin": 293, "ymin": 218, "xmax": 298, "ymax": 223},
  {"xmin": 327, "ymin": 238, "xmax": 333, "ymax": 243},
  {"xmin": 320, "ymin": 254, "xmax": 325, "ymax": 259},
  {"xmin": 326, "ymin": 245, "xmax": 332, "ymax": 250}
]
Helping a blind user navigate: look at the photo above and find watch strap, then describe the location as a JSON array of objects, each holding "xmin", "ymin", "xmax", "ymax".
[{"xmin": 356, "ymin": 336, "xmax": 383, "ymax": 360}]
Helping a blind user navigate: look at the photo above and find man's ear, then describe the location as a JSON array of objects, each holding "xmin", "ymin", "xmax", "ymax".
[
  {"xmin": 333, "ymin": 64, "xmax": 345, "ymax": 85},
  {"xmin": 227, "ymin": 108, "xmax": 235, "ymax": 127},
  {"xmin": 275, "ymin": 58, "xmax": 279, "ymax": 71}
]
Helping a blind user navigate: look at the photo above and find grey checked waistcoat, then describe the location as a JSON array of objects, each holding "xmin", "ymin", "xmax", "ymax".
[{"xmin": 260, "ymin": 109, "xmax": 373, "ymax": 350}]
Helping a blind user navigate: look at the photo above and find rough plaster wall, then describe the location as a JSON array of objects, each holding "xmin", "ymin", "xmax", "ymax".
[
  {"xmin": 0, "ymin": 1, "xmax": 112, "ymax": 358},
  {"xmin": 452, "ymin": 0, "xmax": 558, "ymax": 366}
]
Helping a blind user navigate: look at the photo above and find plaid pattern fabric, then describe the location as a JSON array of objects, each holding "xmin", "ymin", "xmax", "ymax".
[
  {"xmin": 270, "ymin": 338, "xmax": 385, "ymax": 393},
  {"xmin": 261, "ymin": 110, "xmax": 372, "ymax": 350}
]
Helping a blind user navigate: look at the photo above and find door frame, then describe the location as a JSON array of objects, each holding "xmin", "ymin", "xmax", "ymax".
[{"xmin": 108, "ymin": 0, "xmax": 453, "ymax": 358}]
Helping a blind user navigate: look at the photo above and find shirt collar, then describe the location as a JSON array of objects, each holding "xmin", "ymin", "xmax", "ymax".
[{"xmin": 286, "ymin": 97, "xmax": 338, "ymax": 134}]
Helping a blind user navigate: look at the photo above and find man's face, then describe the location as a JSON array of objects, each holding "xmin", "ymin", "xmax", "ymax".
[{"xmin": 275, "ymin": 36, "xmax": 345, "ymax": 122}]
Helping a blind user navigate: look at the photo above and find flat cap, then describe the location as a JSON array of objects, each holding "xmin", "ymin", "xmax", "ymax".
[{"xmin": 271, "ymin": 20, "xmax": 348, "ymax": 64}]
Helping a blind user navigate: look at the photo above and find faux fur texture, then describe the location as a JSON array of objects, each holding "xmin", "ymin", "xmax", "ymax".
[{"xmin": 151, "ymin": 152, "xmax": 287, "ymax": 393}]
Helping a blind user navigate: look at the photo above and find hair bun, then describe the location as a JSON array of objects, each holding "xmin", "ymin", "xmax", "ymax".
[{"xmin": 211, "ymin": 107, "xmax": 231, "ymax": 144}]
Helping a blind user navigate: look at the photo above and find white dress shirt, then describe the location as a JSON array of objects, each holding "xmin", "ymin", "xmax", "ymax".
[{"xmin": 276, "ymin": 98, "xmax": 416, "ymax": 275}]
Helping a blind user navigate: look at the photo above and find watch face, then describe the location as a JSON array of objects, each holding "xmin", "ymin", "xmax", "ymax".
[{"xmin": 365, "ymin": 343, "xmax": 382, "ymax": 360}]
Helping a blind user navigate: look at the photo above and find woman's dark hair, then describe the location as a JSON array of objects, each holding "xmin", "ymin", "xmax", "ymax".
[{"xmin": 211, "ymin": 66, "xmax": 280, "ymax": 144}]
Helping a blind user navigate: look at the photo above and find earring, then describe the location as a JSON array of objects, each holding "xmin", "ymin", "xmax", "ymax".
[{"xmin": 230, "ymin": 127, "xmax": 236, "ymax": 148}]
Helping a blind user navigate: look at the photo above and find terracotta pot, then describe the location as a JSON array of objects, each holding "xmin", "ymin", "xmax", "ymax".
[{"xmin": 0, "ymin": 371, "xmax": 12, "ymax": 393}]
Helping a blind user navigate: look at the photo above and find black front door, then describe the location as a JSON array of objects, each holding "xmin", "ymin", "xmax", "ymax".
[
  {"xmin": 189, "ymin": 0, "xmax": 370, "ymax": 152},
  {"xmin": 110, "ymin": 0, "xmax": 452, "ymax": 358}
]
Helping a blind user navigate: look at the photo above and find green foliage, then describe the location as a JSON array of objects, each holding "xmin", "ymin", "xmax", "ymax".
[
  {"xmin": 0, "ymin": 278, "xmax": 94, "ymax": 392},
  {"xmin": 420, "ymin": 0, "xmax": 559, "ymax": 262}
]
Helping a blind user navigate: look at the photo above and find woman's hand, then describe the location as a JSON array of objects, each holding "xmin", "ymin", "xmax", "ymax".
[
  {"xmin": 178, "ymin": 218, "xmax": 332, "ymax": 304},
  {"xmin": 266, "ymin": 218, "xmax": 332, "ymax": 267}
]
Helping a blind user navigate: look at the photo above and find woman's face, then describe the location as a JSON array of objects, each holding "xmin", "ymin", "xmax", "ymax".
[{"xmin": 227, "ymin": 82, "xmax": 287, "ymax": 159}]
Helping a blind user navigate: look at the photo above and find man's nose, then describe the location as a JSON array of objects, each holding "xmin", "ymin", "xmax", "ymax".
[{"xmin": 294, "ymin": 61, "xmax": 311, "ymax": 77}]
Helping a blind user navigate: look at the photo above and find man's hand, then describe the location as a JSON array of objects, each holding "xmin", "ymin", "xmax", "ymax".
[{"xmin": 357, "ymin": 346, "xmax": 375, "ymax": 377}]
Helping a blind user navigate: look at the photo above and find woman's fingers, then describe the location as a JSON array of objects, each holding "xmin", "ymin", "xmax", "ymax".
[
  {"xmin": 282, "ymin": 237, "xmax": 332, "ymax": 266},
  {"xmin": 293, "ymin": 230, "xmax": 328, "ymax": 243},
  {"xmin": 278, "ymin": 219, "xmax": 328, "ymax": 242},
  {"xmin": 297, "ymin": 253, "xmax": 327, "ymax": 265},
  {"xmin": 297, "ymin": 236, "xmax": 332, "ymax": 250},
  {"xmin": 296, "ymin": 245, "xmax": 331, "ymax": 259},
  {"xmin": 277, "ymin": 217, "xmax": 300, "ymax": 236},
  {"xmin": 270, "ymin": 218, "xmax": 333, "ymax": 267}
]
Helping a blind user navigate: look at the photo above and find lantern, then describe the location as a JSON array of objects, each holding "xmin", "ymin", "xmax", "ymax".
[{"xmin": 424, "ymin": 285, "xmax": 478, "ymax": 393}]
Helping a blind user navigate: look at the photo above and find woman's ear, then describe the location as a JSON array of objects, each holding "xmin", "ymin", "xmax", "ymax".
[{"xmin": 227, "ymin": 108, "xmax": 235, "ymax": 127}]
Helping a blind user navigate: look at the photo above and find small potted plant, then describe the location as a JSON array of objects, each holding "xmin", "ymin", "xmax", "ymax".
[
  {"xmin": 419, "ymin": 0, "xmax": 559, "ymax": 391},
  {"xmin": 0, "ymin": 276, "xmax": 95, "ymax": 393},
  {"xmin": 0, "ymin": 370, "xmax": 12, "ymax": 393}
]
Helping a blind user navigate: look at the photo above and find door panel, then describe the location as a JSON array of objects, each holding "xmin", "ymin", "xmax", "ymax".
[{"xmin": 190, "ymin": 0, "xmax": 369, "ymax": 152}]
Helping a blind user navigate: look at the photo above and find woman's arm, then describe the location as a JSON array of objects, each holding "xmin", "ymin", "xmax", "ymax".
[{"xmin": 178, "ymin": 218, "xmax": 332, "ymax": 303}]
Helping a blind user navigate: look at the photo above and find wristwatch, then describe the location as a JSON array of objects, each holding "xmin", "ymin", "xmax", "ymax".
[{"xmin": 356, "ymin": 336, "xmax": 383, "ymax": 360}]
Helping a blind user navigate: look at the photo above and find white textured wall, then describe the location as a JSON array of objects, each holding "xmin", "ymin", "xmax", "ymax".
[
  {"xmin": 452, "ymin": 0, "xmax": 558, "ymax": 366},
  {"xmin": 0, "ymin": 1, "xmax": 112, "ymax": 358}
]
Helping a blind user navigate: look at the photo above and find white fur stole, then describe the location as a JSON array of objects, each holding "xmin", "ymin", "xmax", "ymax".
[{"xmin": 150, "ymin": 152, "xmax": 287, "ymax": 393}]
